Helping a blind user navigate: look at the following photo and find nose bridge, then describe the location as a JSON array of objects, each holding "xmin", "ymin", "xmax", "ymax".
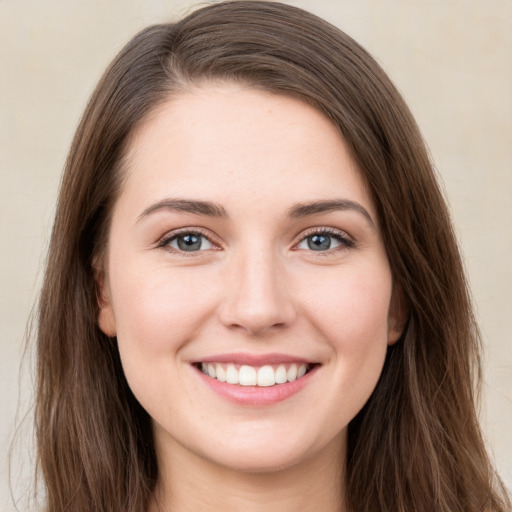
[{"xmin": 220, "ymin": 242, "xmax": 295, "ymax": 335}]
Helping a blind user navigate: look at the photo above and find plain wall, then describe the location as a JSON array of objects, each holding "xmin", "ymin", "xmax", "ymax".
[{"xmin": 1, "ymin": 0, "xmax": 511, "ymax": 509}]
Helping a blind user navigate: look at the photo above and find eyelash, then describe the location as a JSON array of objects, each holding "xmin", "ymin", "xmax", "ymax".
[
  {"xmin": 157, "ymin": 228, "xmax": 220, "ymax": 256},
  {"xmin": 294, "ymin": 227, "xmax": 354, "ymax": 254},
  {"xmin": 157, "ymin": 226, "xmax": 354, "ymax": 255}
]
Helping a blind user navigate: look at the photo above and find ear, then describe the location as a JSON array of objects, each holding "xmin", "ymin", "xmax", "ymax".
[
  {"xmin": 93, "ymin": 257, "xmax": 117, "ymax": 337},
  {"xmin": 387, "ymin": 284, "xmax": 408, "ymax": 345}
]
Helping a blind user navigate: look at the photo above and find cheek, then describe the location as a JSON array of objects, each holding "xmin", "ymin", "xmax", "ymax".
[
  {"xmin": 107, "ymin": 261, "xmax": 218, "ymax": 392},
  {"xmin": 111, "ymin": 261, "xmax": 213, "ymax": 344},
  {"xmin": 302, "ymin": 263, "xmax": 393, "ymax": 343},
  {"xmin": 323, "ymin": 274, "xmax": 392, "ymax": 430},
  {"xmin": 299, "ymin": 263, "xmax": 392, "ymax": 398}
]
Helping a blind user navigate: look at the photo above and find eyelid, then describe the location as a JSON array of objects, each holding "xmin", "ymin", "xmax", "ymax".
[
  {"xmin": 157, "ymin": 227, "xmax": 222, "ymax": 252},
  {"xmin": 292, "ymin": 226, "xmax": 355, "ymax": 251},
  {"xmin": 155, "ymin": 225, "xmax": 354, "ymax": 254}
]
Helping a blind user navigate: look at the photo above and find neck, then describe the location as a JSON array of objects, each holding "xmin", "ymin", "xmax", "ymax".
[{"xmin": 149, "ymin": 433, "xmax": 347, "ymax": 512}]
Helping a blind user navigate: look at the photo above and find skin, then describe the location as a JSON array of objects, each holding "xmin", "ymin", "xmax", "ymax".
[{"xmin": 96, "ymin": 84, "xmax": 405, "ymax": 512}]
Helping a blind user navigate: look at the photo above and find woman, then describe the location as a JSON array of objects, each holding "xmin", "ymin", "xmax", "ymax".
[{"xmin": 35, "ymin": 1, "xmax": 510, "ymax": 511}]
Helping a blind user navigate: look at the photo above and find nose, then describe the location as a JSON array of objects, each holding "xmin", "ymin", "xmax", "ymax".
[{"xmin": 218, "ymin": 249, "xmax": 297, "ymax": 336}]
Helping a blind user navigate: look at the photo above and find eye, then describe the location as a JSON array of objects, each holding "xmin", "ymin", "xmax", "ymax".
[
  {"xmin": 164, "ymin": 231, "xmax": 215, "ymax": 252},
  {"xmin": 296, "ymin": 229, "xmax": 353, "ymax": 252}
]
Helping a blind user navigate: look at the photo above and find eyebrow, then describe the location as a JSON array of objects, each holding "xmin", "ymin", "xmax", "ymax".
[
  {"xmin": 137, "ymin": 197, "xmax": 374, "ymax": 226},
  {"xmin": 137, "ymin": 198, "xmax": 229, "ymax": 222},
  {"xmin": 288, "ymin": 199, "xmax": 374, "ymax": 226}
]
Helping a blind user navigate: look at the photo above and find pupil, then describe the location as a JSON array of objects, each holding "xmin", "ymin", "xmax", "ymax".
[
  {"xmin": 177, "ymin": 234, "xmax": 202, "ymax": 251},
  {"xmin": 308, "ymin": 234, "xmax": 331, "ymax": 251}
]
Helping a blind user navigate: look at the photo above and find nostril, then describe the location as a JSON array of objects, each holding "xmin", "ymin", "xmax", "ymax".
[{"xmin": 220, "ymin": 301, "xmax": 296, "ymax": 336}]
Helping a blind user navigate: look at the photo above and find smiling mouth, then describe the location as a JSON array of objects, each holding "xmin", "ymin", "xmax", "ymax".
[{"xmin": 193, "ymin": 362, "xmax": 318, "ymax": 387}]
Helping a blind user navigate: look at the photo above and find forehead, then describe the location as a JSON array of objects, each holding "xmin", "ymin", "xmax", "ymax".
[{"xmin": 119, "ymin": 84, "xmax": 374, "ymax": 219}]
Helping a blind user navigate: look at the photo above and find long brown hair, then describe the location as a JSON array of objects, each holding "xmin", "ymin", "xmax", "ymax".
[{"xmin": 35, "ymin": 1, "xmax": 510, "ymax": 511}]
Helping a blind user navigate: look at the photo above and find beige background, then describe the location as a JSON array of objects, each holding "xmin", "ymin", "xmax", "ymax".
[{"xmin": 1, "ymin": 0, "xmax": 511, "ymax": 509}]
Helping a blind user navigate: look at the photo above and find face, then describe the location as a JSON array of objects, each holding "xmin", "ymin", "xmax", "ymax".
[{"xmin": 97, "ymin": 85, "xmax": 403, "ymax": 474}]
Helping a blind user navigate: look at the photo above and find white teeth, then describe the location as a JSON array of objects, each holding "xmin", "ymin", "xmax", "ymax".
[
  {"xmin": 239, "ymin": 365, "xmax": 257, "ymax": 386},
  {"xmin": 226, "ymin": 364, "xmax": 239, "ymax": 384},
  {"xmin": 287, "ymin": 364, "xmax": 298, "ymax": 382},
  {"xmin": 275, "ymin": 365, "xmax": 288, "ymax": 384},
  {"xmin": 216, "ymin": 365, "xmax": 226, "ymax": 383},
  {"xmin": 257, "ymin": 365, "xmax": 275, "ymax": 387},
  {"xmin": 200, "ymin": 362, "xmax": 313, "ymax": 386}
]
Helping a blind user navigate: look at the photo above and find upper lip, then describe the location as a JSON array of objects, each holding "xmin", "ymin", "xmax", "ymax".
[{"xmin": 191, "ymin": 353, "xmax": 316, "ymax": 366}]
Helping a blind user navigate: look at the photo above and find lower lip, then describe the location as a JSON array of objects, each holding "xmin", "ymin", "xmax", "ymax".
[{"xmin": 194, "ymin": 366, "xmax": 319, "ymax": 406}]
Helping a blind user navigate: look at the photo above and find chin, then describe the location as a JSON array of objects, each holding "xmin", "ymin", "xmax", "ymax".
[
  {"xmin": 193, "ymin": 425, "xmax": 345, "ymax": 475},
  {"xmin": 212, "ymin": 448, "xmax": 305, "ymax": 474}
]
